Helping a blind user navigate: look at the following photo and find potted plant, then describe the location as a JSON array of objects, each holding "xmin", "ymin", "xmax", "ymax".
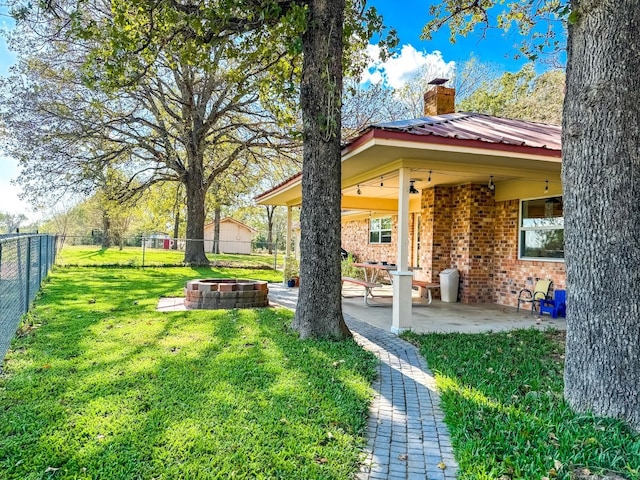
[{"xmin": 283, "ymin": 256, "xmax": 299, "ymax": 287}]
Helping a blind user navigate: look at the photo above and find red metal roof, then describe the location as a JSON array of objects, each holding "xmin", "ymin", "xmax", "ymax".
[
  {"xmin": 348, "ymin": 112, "xmax": 561, "ymax": 151},
  {"xmin": 256, "ymin": 113, "xmax": 561, "ymax": 202}
]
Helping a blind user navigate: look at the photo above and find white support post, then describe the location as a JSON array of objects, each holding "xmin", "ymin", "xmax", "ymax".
[
  {"xmin": 391, "ymin": 167, "xmax": 413, "ymax": 334},
  {"xmin": 285, "ymin": 206, "xmax": 292, "ymax": 258},
  {"xmin": 283, "ymin": 206, "xmax": 293, "ymax": 286}
]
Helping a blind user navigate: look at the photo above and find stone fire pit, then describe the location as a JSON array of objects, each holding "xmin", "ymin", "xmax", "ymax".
[{"xmin": 184, "ymin": 278, "xmax": 269, "ymax": 309}]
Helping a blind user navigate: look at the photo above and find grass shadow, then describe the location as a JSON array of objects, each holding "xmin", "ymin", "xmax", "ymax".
[{"xmin": 0, "ymin": 266, "xmax": 374, "ymax": 479}]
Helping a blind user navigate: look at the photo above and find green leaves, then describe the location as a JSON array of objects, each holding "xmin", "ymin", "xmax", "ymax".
[
  {"xmin": 457, "ymin": 64, "xmax": 564, "ymax": 124},
  {"xmin": 420, "ymin": 0, "xmax": 569, "ymax": 62}
]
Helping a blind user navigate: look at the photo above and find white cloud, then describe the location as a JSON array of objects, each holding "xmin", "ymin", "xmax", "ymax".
[{"xmin": 361, "ymin": 44, "xmax": 456, "ymax": 89}]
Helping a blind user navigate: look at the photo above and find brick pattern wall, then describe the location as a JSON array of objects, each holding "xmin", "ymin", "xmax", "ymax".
[
  {"xmin": 450, "ymin": 185, "xmax": 495, "ymax": 303},
  {"xmin": 493, "ymin": 200, "xmax": 566, "ymax": 307},
  {"xmin": 342, "ymin": 217, "xmax": 397, "ymax": 264},
  {"xmin": 450, "ymin": 185, "xmax": 470, "ymax": 300},
  {"xmin": 409, "ymin": 212, "xmax": 416, "ymax": 266},
  {"xmin": 416, "ymin": 186, "xmax": 454, "ymax": 284},
  {"xmin": 416, "ymin": 188, "xmax": 435, "ymax": 282},
  {"xmin": 432, "ymin": 187, "xmax": 454, "ymax": 280}
]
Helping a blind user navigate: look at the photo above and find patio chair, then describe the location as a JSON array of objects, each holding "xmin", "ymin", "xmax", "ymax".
[
  {"xmin": 517, "ymin": 279, "xmax": 552, "ymax": 313},
  {"xmin": 540, "ymin": 289, "xmax": 566, "ymax": 318}
]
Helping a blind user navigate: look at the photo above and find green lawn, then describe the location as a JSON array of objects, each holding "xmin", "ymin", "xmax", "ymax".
[
  {"xmin": 403, "ymin": 330, "xmax": 640, "ymax": 480},
  {"xmin": 57, "ymin": 245, "xmax": 280, "ymax": 269},
  {"xmin": 1, "ymin": 267, "xmax": 376, "ymax": 479}
]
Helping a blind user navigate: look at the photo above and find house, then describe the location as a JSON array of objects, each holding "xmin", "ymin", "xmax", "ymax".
[
  {"xmin": 255, "ymin": 81, "xmax": 563, "ymax": 332},
  {"xmin": 204, "ymin": 217, "xmax": 257, "ymax": 254}
]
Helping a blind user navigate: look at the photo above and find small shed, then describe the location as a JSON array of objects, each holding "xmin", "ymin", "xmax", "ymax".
[
  {"xmin": 145, "ymin": 233, "xmax": 172, "ymax": 249},
  {"xmin": 204, "ymin": 217, "xmax": 257, "ymax": 254}
]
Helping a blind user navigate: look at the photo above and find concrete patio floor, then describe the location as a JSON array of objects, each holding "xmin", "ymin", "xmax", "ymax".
[{"xmin": 268, "ymin": 283, "xmax": 567, "ymax": 334}]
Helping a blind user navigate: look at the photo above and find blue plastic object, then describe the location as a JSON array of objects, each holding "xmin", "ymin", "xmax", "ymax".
[{"xmin": 539, "ymin": 289, "xmax": 566, "ymax": 318}]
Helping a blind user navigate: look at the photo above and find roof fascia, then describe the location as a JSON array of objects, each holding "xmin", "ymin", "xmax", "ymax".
[{"xmin": 342, "ymin": 128, "xmax": 562, "ymax": 161}]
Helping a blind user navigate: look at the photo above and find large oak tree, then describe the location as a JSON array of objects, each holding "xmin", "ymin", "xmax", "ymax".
[
  {"xmin": 425, "ymin": 0, "xmax": 640, "ymax": 431},
  {"xmin": 291, "ymin": 0, "xmax": 350, "ymax": 338},
  {"xmin": 2, "ymin": 1, "xmax": 295, "ymax": 265}
]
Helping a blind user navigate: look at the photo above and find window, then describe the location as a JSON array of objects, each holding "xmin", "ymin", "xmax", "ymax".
[
  {"xmin": 519, "ymin": 196, "xmax": 564, "ymax": 260},
  {"xmin": 369, "ymin": 217, "xmax": 392, "ymax": 244}
]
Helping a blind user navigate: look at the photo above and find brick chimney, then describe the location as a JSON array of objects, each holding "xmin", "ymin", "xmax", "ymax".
[{"xmin": 423, "ymin": 78, "xmax": 455, "ymax": 116}]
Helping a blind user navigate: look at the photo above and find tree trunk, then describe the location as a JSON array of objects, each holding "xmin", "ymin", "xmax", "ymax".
[
  {"xmin": 101, "ymin": 211, "xmax": 111, "ymax": 248},
  {"xmin": 292, "ymin": 0, "xmax": 350, "ymax": 340},
  {"xmin": 563, "ymin": 0, "xmax": 640, "ymax": 431},
  {"xmin": 183, "ymin": 176, "xmax": 209, "ymax": 265},
  {"xmin": 172, "ymin": 209, "xmax": 180, "ymax": 250},
  {"xmin": 172, "ymin": 185, "xmax": 181, "ymax": 250},
  {"xmin": 212, "ymin": 205, "xmax": 221, "ymax": 254},
  {"xmin": 266, "ymin": 205, "xmax": 275, "ymax": 254}
]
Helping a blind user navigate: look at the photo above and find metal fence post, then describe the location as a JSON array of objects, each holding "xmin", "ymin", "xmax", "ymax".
[
  {"xmin": 44, "ymin": 235, "xmax": 49, "ymax": 272},
  {"xmin": 24, "ymin": 237, "xmax": 31, "ymax": 313},
  {"xmin": 38, "ymin": 236, "xmax": 43, "ymax": 287},
  {"xmin": 142, "ymin": 236, "xmax": 146, "ymax": 268}
]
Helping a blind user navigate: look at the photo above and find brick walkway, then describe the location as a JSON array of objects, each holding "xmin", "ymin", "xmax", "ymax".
[
  {"xmin": 268, "ymin": 284, "xmax": 459, "ymax": 480},
  {"xmin": 348, "ymin": 315, "xmax": 458, "ymax": 480}
]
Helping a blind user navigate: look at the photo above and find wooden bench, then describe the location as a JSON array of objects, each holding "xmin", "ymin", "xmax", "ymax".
[
  {"xmin": 411, "ymin": 280, "xmax": 440, "ymax": 305},
  {"xmin": 341, "ymin": 277, "xmax": 381, "ymax": 305}
]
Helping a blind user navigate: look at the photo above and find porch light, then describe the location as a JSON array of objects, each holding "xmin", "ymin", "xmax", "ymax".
[
  {"xmin": 357, "ymin": 184, "xmax": 361, "ymax": 195},
  {"xmin": 427, "ymin": 170, "xmax": 432, "ymax": 183},
  {"xmin": 488, "ymin": 175, "xmax": 495, "ymax": 191},
  {"xmin": 380, "ymin": 176, "xmax": 384, "ymax": 188},
  {"xmin": 409, "ymin": 180, "xmax": 419, "ymax": 194},
  {"xmin": 545, "ymin": 179, "xmax": 549, "ymax": 193}
]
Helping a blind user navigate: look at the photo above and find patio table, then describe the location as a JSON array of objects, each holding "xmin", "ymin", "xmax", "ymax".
[
  {"xmin": 348, "ymin": 263, "xmax": 428, "ymax": 307},
  {"xmin": 352, "ymin": 262, "xmax": 396, "ymax": 284},
  {"xmin": 353, "ymin": 262, "xmax": 420, "ymax": 284}
]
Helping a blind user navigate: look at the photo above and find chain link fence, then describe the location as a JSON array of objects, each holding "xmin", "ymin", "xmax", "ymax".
[
  {"xmin": 61, "ymin": 233, "xmax": 281, "ymax": 254},
  {"xmin": 0, "ymin": 234, "xmax": 58, "ymax": 363},
  {"xmin": 56, "ymin": 235, "xmax": 285, "ymax": 269}
]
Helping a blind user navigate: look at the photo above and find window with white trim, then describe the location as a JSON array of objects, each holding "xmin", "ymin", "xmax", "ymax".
[
  {"xmin": 519, "ymin": 196, "xmax": 564, "ymax": 260},
  {"xmin": 369, "ymin": 217, "xmax": 392, "ymax": 244}
]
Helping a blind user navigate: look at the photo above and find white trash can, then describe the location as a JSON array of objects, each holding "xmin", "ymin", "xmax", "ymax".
[{"xmin": 439, "ymin": 269, "xmax": 459, "ymax": 302}]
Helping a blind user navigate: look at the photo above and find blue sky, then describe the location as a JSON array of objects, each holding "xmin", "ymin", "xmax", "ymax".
[
  {"xmin": 369, "ymin": 0, "xmax": 536, "ymax": 73},
  {"xmin": 0, "ymin": 2, "xmax": 565, "ymax": 220}
]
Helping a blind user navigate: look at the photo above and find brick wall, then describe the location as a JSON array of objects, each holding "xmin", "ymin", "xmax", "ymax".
[
  {"xmin": 418, "ymin": 186, "xmax": 454, "ymax": 283},
  {"xmin": 416, "ymin": 188, "xmax": 435, "ymax": 282},
  {"xmin": 493, "ymin": 200, "xmax": 566, "ymax": 307},
  {"xmin": 449, "ymin": 185, "xmax": 495, "ymax": 303},
  {"xmin": 342, "ymin": 217, "xmax": 397, "ymax": 263},
  {"xmin": 433, "ymin": 187, "xmax": 454, "ymax": 281}
]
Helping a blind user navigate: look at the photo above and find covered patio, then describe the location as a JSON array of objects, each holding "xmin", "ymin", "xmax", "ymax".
[
  {"xmin": 256, "ymin": 84, "xmax": 563, "ymax": 334},
  {"xmin": 268, "ymin": 282, "xmax": 567, "ymax": 334}
]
